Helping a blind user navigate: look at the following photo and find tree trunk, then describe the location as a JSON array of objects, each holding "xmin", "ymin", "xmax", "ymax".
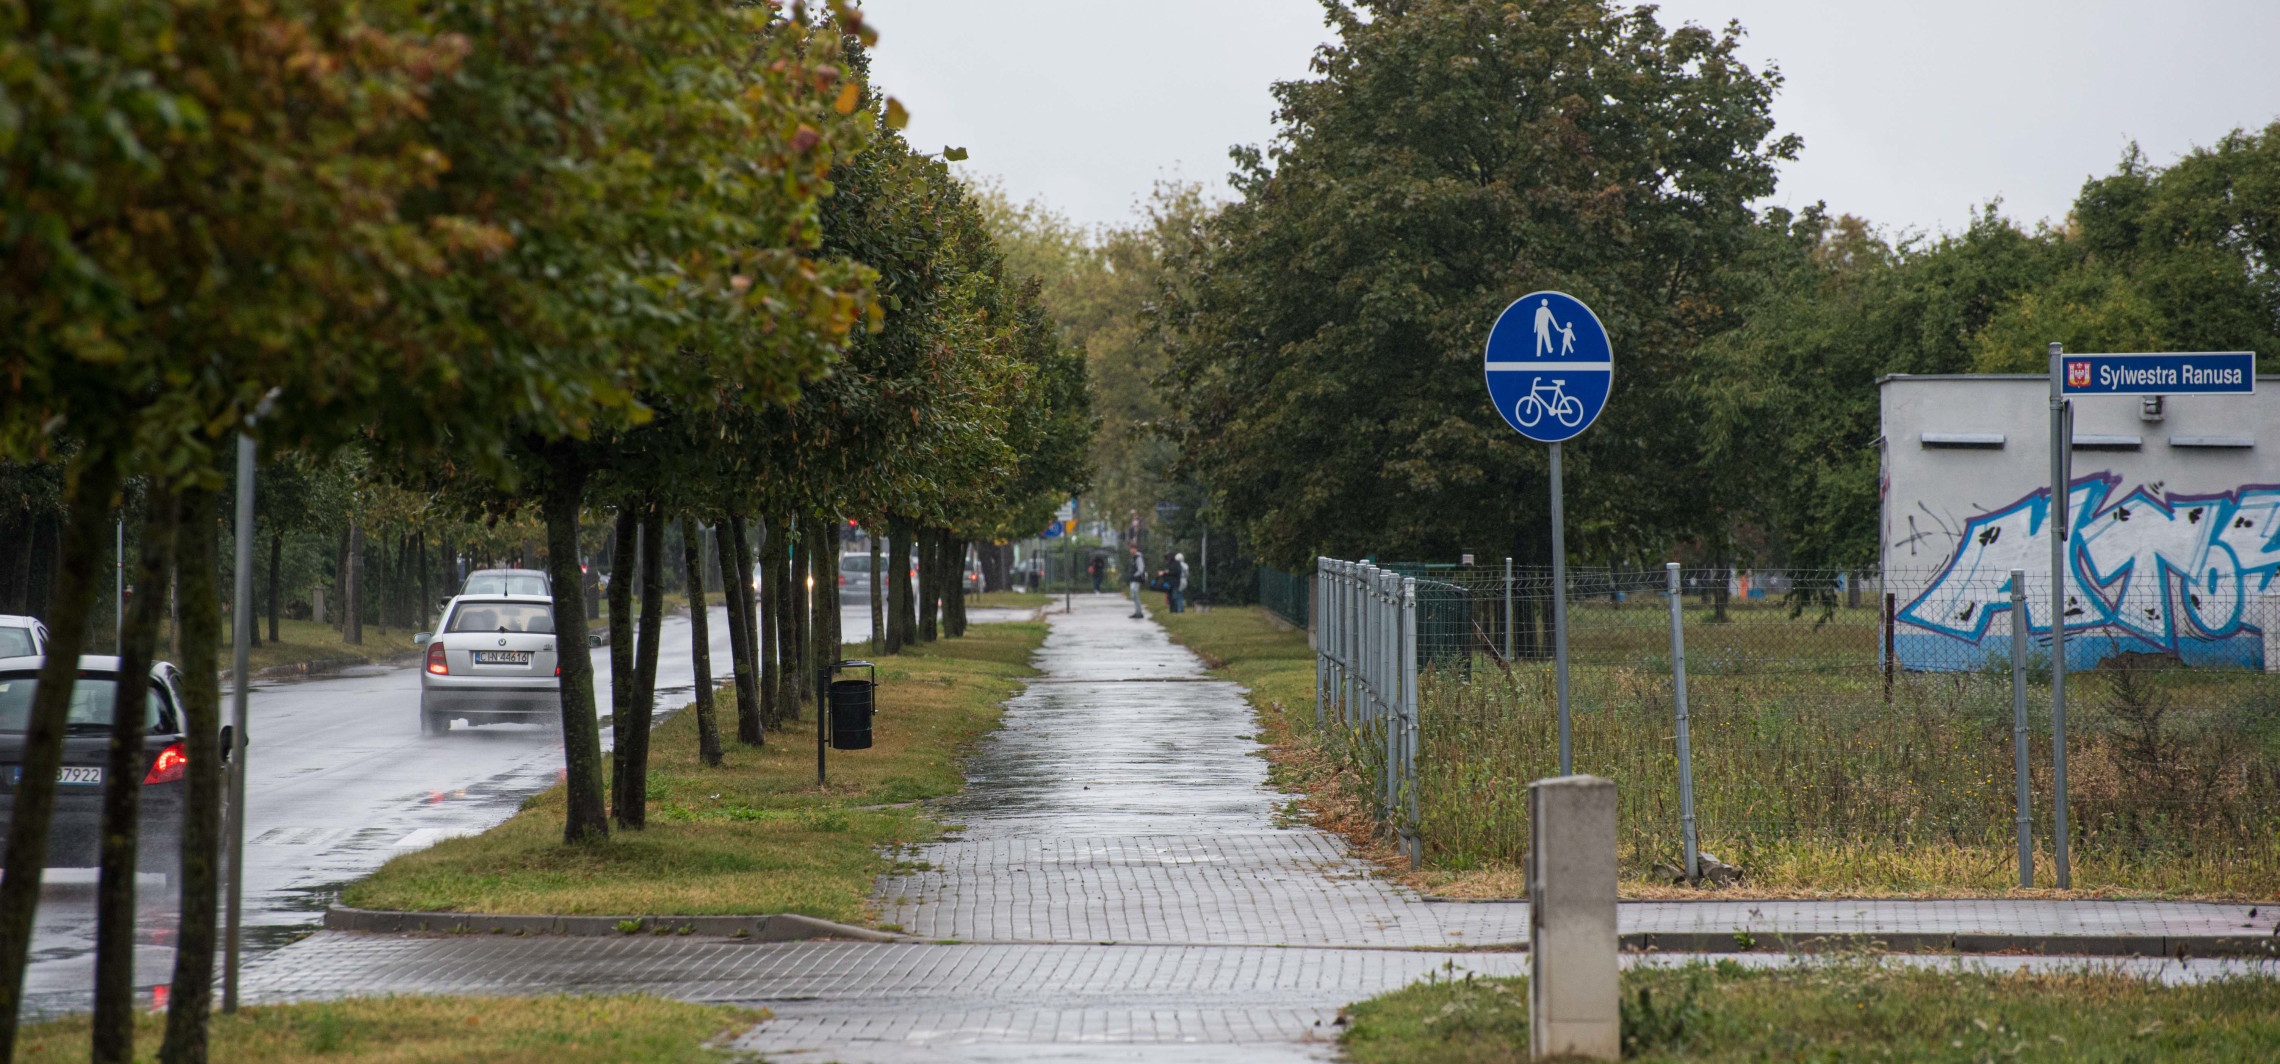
[
  {"xmin": 607, "ymin": 508, "xmax": 637, "ymax": 732},
  {"xmin": 541, "ymin": 459, "xmax": 608, "ymax": 844},
  {"xmin": 682, "ymin": 515, "xmax": 722, "ymax": 767},
  {"xmin": 0, "ymin": 452, "xmax": 120, "ymax": 1060},
  {"xmin": 615, "ymin": 503, "xmax": 664, "ymax": 829},
  {"xmin": 94, "ymin": 484, "xmax": 178, "ymax": 1064},
  {"xmin": 947, "ymin": 539, "xmax": 968, "ymax": 637},
  {"xmin": 869, "ymin": 528, "xmax": 884, "ymax": 655},
  {"xmin": 887, "ymin": 520, "xmax": 913, "ymax": 653},
  {"xmin": 789, "ymin": 524, "xmax": 809, "ymax": 719},
  {"xmin": 726, "ymin": 512, "xmax": 763, "ymax": 744},
  {"xmin": 343, "ymin": 521, "xmax": 363, "ymax": 645},
  {"xmin": 812, "ymin": 519, "xmax": 839, "ymax": 667},
  {"xmin": 416, "ymin": 532, "xmax": 431, "ymax": 632},
  {"xmin": 756, "ymin": 517, "xmax": 784, "ymax": 733},
  {"xmin": 159, "ymin": 489, "xmax": 223, "ymax": 1064},
  {"xmin": 267, "ymin": 530, "xmax": 282, "ymax": 644},
  {"xmin": 715, "ymin": 515, "xmax": 757, "ymax": 746},
  {"xmin": 918, "ymin": 529, "xmax": 939, "ymax": 644},
  {"xmin": 330, "ymin": 525, "xmax": 348, "ymax": 630}
]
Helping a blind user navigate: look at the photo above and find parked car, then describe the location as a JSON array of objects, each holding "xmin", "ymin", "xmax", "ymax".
[
  {"xmin": 838, "ymin": 552, "xmax": 873, "ymax": 596},
  {"xmin": 459, "ymin": 568, "xmax": 549, "ymax": 598},
  {"xmin": 415, "ymin": 594, "xmax": 562, "ymax": 736},
  {"xmin": 0, "ymin": 655, "xmax": 215, "ymax": 873},
  {"xmin": 0, "ymin": 616, "xmax": 50, "ymax": 659}
]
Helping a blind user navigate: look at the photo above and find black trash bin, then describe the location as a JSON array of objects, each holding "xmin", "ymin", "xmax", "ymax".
[{"xmin": 829, "ymin": 676, "xmax": 874, "ymax": 750}]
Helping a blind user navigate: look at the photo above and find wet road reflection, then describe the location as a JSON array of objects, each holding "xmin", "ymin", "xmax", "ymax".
[{"xmin": 15, "ymin": 602, "xmax": 841, "ymax": 1017}]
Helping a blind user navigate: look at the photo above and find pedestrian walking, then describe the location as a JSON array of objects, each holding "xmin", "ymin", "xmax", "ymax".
[
  {"xmin": 1087, "ymin": 554, "xmax": 1105, "ymax": 593},
  {"xmin": 1165, "ymin": 551, "xmax": 1189, "ymax": 614},
  {"xmin": 1125, "ymin": 547, "xmax": 1145, "ymax": 619}
]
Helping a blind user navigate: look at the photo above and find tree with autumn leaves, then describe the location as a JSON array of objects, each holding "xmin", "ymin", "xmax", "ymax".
[{"xmin": 0, "ymin": 2, "xmax": 1086, "ymax": 1061}]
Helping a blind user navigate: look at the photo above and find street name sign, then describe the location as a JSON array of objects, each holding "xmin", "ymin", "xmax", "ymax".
[
  {"xmin": 1483, "ymin": 291, "xmax": 1612, "ymax": 443},
  {"xmin": 2058, "ymin": 352, "xmax": 2254, "ymax": 395}
]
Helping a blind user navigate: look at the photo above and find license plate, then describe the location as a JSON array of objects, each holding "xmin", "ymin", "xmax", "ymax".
[
  {"xmin": 7, "ymin": 766, "xmax": 103, "ymax": 785},
  {"xmin": 473, "ymin": 650, "xmax": 532, "ymax": 665}
]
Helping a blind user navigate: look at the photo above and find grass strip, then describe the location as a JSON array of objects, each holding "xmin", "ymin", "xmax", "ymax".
[
  {"xmin": 15, "ymin": 994, "xmax": 761, "ymax": 1063},
  {"xmin": 965, "ymin": 590, "xmax": 1055, "ymax": 609},
  {"xmin": 239, "ymin": 617, "xmax": 421, "ymax": 674},
  {"xmin": 1340, "ymin": 959, "xmax": 2280, "ymax": 1064},
  {"xmin": 341, "ymin": 620, "xmax": 1043, "ymax": 923}
]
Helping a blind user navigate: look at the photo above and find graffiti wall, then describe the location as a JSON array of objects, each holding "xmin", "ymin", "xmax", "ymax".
[
  {"xmin": 1896, "ymin": 475, "xmax": 2280, "ymax": 670},
  {"xmin": 1880, "ymin": 374, "xmax": 2280, "ymax": 672}
]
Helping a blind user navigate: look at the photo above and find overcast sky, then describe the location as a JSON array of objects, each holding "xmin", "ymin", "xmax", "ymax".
[{"xmin": 859, "ymin": 0, "xmax": 2280, "ymax": 240}]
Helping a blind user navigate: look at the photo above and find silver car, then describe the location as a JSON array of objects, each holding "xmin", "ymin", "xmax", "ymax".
[
  {"xmin": 837, "ymin": 552, "xmax": 872, "ymax": 596},
  {"xmin": 0, "ymin": 616, "xmax": 49, "ymax": 659},
  {"xmin": 459, "ymin": 568, "xmax": 549, "ymax": 597},
  {"xmin": 415, "ymin": 594, "xmax": 562, "ymax": 736}
]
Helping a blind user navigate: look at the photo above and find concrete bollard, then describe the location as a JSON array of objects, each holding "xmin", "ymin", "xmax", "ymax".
[{"xmin": 1529, "ymin": 774, "xmax": 1618, "ymax": 1061}]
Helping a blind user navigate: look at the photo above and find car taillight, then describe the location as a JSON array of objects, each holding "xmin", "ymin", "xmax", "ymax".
[
  {"xmin": 838, "ymin": 574, "xmax": 846, "ymax": 586},
  {"xmin": 555, "ymin": 665, "xmax": 561, "ymax": 677},
  {"xmin": 144, "ymin": 743, "xmax": 187, "ymax": 785},
  {"xmin": 426, "ymin": 642, "xmax": 449, "ymax": 675}
]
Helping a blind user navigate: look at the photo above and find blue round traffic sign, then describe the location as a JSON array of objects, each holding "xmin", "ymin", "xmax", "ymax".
[{"xmin": 1483, "ymin": 291, "xmax": 1612, "ymax": 443}]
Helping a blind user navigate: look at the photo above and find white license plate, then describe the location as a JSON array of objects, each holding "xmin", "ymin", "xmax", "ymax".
[
  {"xmin": 474, "ymin": 650, "xmax": 532, "ymax": 665},
  {"xmin": 8, "ymin": 766, "xmax": 103, "ymax": 785}
]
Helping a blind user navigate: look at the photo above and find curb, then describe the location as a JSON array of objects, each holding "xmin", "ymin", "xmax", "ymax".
[
  {"xmin": 322, "ymin": 905, "xmax": 902, "ymax": 941},
  {"xmin": 1621, "ymin": 930, "xmax": 2280, "ymax": 959}
]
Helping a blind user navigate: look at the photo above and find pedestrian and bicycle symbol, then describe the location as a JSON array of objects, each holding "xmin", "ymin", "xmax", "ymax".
[{"xmin": 1483, "ymin": 291, "xmax": 1612, "ymax": 442}]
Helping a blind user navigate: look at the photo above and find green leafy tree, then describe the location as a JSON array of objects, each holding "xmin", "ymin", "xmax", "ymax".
[{"xmin": 1162, "ymin": 0, "xmax": 1798, "ymax": 571}]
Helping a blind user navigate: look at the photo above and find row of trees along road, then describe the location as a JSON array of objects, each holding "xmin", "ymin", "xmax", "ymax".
[
  {"xmin": 1159, "ymin": 0, "xmax": 2278, "ymax": 595},
  {"xmin": 0, "ymin": 4, "xmax": 1088, "ymax": 1061}
]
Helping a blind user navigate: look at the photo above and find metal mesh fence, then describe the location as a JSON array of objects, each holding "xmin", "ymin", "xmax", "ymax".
[
  {"xmin": 1309, "ymin": 559, "xmax": 2280, "ymax": 890},
  {"xmin": 1257, "ymin": 565, "xmax": 1311, "ymax": 629}
]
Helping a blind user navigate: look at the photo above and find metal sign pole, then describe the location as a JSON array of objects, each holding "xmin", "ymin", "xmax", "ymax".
[
  {"xmin": 2010, "ymin": 568, "xmax": 2032, "ymax": 889},
  {"xmin": 1550, "ymin": 441, "xmax": 1571, "ymax": 776},
  {"xmin": 223, "ymin": 432, "xmax": 255, "ymax": 1011},
  {"xmin": 2046, "ymin": 342, "xmax": 2071, "ymax": 888}
]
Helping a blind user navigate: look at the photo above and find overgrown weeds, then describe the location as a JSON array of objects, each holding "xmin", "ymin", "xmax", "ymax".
[{"xmin": 1169, "ymin": 605, "xmax": 2280, "ymax": 898}]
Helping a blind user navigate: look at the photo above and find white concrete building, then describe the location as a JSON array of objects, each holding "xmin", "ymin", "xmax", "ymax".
[{"xmin": 1879, "ymin": 373, "xmax": 2280, "ymax": 670}]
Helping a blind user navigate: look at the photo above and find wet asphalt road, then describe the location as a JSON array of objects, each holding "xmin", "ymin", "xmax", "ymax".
[{"xmin": 18, "ymin": 601, "xmax": 874, "ymax": 1017}]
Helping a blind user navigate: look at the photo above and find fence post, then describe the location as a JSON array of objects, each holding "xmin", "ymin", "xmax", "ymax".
[
  {"xmin": 1379, "ymin": 568, "xmax": 1397, "ymax": 822},
  {"xmin": 1315, "ymin": 559, "xmax": 1328, "ymax": 727},
  {"xmin": 1665, "ymin": 563, "xmax": 1698, "ymax": 883},
  {"xmin": 1882, "ymin": 591, "xmax": 1896, "ymax": 705},
  {"xmin": 2010, "ymin": 568, "xmax": 2033, "ymax": 889},
  {"xmin": 1503, "ymin": 556, "xmax": 1514, "ymax": 663},
  {"xmin": 1401, "ymin": 576, "xmax": 1420, "ymax": 865}
]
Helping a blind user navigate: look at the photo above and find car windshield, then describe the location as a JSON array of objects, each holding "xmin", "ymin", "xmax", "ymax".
[
  {"xmin": 462, "ymin": 573, "xmax": 547, "ymax": 597},
  {"xmin": 0, "ymin": 673, "xmax": 164, "ymax": 733},
  {"xmin": 0, "ymin": 627, "xmax": 34, "ymax": 658},
  {"xmin": 447, "ymin": 602, "xmax": 555, "ymax": 634},
  {"xmin": 840, "ymin": 555, "xmax": 871, "ymax": 574}
]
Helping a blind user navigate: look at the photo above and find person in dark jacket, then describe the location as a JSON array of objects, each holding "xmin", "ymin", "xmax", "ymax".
[{"xmin": 1087, "ymin": 554, "xmax": 1105, "ymax": 593}]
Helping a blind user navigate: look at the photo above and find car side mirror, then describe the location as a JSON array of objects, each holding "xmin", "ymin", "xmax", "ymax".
[
  {"xmin": 414, "ymin": 632, "xmax": 432, "ymax": 646},
  {"xmin": 218, "ymin": 725, "xmax": 235, "ymax": 760}
]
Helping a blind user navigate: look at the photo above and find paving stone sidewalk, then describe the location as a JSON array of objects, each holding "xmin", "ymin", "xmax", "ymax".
[{"xmin": 245, "ymin": 593, "xmax": 2280, "ymax": 1062}]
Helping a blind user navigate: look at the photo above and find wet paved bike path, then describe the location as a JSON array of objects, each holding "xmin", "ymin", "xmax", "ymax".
[{"xmin": 244, "ymin": 594, "xmax": 2280, "ymax": 1062}]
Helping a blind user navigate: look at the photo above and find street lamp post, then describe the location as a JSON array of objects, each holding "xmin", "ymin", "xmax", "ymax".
[{"xmin": 224, "ymin": 389, "xmax": 277, "ymax": 1011}]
